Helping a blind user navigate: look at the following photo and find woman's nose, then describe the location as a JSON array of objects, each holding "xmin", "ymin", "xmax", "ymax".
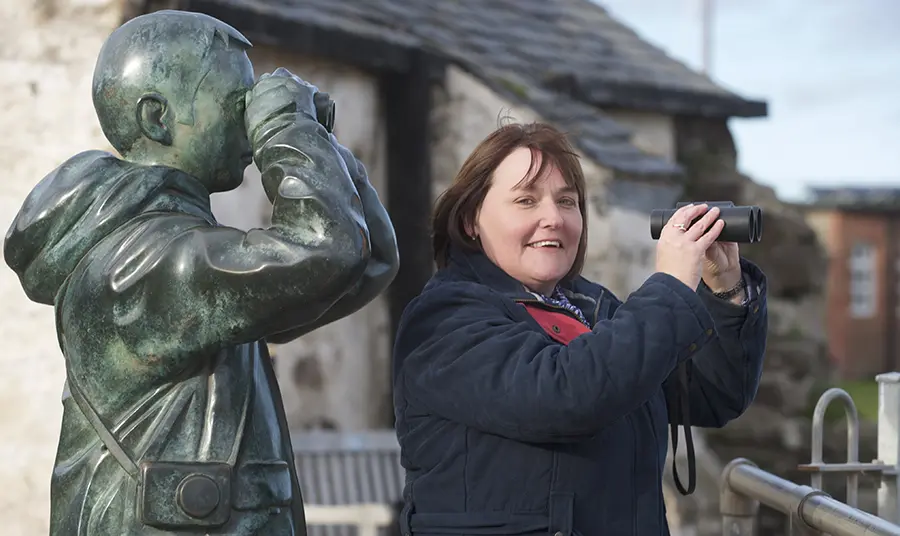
[{"xmin": 539, "ymin": 203, "xmax": 564, "ymax": 228}]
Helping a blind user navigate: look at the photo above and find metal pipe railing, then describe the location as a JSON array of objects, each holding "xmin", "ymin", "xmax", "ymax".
[
  {"xmin": 720, "ymin": 372, "xmax": 900, "ymax": 534},
  {"xmin": 800, "ymin": 387, "xmax": 862, "ymax": 507},
  {"xmin": 794, "ymin": 375, "xmax": 900, "ymax": 524},
  {"xmin": 721, "ymin": 459, "xmax": 900, "ymax": 535}
]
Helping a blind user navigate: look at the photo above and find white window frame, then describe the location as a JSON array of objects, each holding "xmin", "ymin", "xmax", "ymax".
[{"xmin": 849, "ymin": 242, "xmax": 877, "ymax": 318}]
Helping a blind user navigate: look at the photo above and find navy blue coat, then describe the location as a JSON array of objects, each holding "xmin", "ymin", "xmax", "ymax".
[{"xmin": 392, "ymin": 247, "xmax": 768, "ymax": 535}]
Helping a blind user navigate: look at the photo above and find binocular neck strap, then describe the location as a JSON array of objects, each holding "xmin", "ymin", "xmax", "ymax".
[{"xmin": 669, "ymin": 361, "xmax": 697, "ymax": 496}]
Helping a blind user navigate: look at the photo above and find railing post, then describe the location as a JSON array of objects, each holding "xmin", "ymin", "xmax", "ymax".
[
  {"xmin": 878, "ymin": 373, "xmax": 900, "ymax": 523},
  {"xmin": 805, "ymin": 388, "xmax": 860, "ymax": 506},
  {"xmin": 720, "ymin": 459, "xmax": 760, "ymax": 536}
]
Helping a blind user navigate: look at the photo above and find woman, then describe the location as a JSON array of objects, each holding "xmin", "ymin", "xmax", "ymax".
[{"xmin": 392, "ymin": 122, "xmax": 767, "ymax": 535}]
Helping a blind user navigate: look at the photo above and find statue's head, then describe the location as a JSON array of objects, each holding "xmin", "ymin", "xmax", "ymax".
[{"xmin": 92, "ymin": 10, "xmax": 255, "ymax": 193}]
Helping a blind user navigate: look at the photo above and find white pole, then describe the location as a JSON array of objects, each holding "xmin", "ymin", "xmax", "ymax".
[
  {"xmin": 877, "ymin": 373, "xmax": 900, "ymax": 523},
  {"xmin": 699, "ymin": 0, "xmax": 714, "ymax": 76}
]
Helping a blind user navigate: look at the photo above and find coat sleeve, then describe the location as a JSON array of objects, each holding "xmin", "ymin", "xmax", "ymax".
[
  {"xmin": 394, "ymin": 273, "xmax": 719, "ymax": 444},
  {"xmin": 62, "ymin": 113, "xmax": 371, "ymax": 374},
  {"xmin": 267, "ymin": 136, "xmax": 399, "ymax": 344},
  {"xmin": 664, "ymin": 258, "xmax": 769, "ymax": 428}
]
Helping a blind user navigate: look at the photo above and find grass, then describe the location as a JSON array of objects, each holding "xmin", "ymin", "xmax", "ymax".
[
  {"xmin": 839, "ymin": 380, "xmax": 880, "ymax": 422},
  {"xmin": 809, "ymin": 380, "xmax": 879, "ymax": 423}
]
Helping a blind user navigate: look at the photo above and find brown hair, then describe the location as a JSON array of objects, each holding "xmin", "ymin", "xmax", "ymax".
[{"xmin": 432, "ymin": 121, "xmax": 588, "ymax": 281}]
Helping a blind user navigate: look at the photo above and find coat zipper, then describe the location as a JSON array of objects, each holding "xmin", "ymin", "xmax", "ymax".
[{"xmin": 591, "ymin": 290, "xmax": 605, "ymax": 326}]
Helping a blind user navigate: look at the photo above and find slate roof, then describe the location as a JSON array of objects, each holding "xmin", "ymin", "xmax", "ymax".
[
  {"xmin": 165, "ymin": 0, "xmax": 769, "ymax": 178},
  {"xmin": 808, "ymin": 187, "xmax": 900, "ymax": 211}
]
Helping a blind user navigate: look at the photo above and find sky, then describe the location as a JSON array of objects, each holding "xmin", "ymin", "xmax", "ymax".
[{"xmin": 597, "ymin": 0, "xmax": 900, "ymax": 202}]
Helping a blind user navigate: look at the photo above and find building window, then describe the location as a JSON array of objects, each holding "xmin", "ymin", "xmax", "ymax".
[{"xmin": 849, "ymin": 242, "xmax": 877, "ymax": 318}]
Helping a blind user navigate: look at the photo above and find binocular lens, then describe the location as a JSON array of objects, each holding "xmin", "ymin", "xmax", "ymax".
[{"xmin": 649, "ymin": 202, "xmax": 763, "ymax": 244}]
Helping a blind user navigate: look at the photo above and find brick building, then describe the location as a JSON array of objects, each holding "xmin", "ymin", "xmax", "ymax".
[{"xmin": 804, "ymin": 187, "xmax": 900, "ymax": 379}]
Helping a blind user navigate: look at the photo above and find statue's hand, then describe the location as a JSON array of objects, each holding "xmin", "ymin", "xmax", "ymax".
[{"xmin": 244, "ymin": 67, "xmax": 319, "ymax": 143}]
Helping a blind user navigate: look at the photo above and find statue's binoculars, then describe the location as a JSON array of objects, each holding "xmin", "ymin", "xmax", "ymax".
[
  {"xmin": 649, "ymin": 201, "xmax": 763, "ymax": 243},
  {"xmin": 314, "ymin": 92, "xmax": 336, "ymax": 133}
]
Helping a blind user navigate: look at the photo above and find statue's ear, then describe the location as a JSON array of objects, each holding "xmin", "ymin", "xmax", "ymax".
[{"xmin": 135, "ymin": 92, "xmax": 173, "ymax": 146}]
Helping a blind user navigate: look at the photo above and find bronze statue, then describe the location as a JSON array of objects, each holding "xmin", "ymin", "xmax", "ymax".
[{"xmin": 4, "ymin": 9, "xmax": 398, "ymax": 535}]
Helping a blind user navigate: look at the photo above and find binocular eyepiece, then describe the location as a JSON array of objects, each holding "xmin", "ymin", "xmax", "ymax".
[
  {"xmin": 314, "ymin": 92, "xmax": 336, "ymax": 133},
  {"xmin": 649, "ymin": 201, "xmax": 763, "ymax": 243}
]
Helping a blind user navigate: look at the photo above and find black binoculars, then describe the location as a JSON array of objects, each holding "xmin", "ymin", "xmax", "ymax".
[{"xmin": 649, "ymin": 201, "xmax": 763, "ymax": 243}]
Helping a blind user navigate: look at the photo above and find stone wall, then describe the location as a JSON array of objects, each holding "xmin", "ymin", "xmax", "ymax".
[
  {"xmin": 431, "ymin": 68, "xmax": 727, "ymax": 534},
  {"xmin": 211, "ymin": 47, "xmax": 393, "ymax": 431},
  {"xmin": 431, "ymin": 66, "xmax": 622, "ymax": 272},
  {"xmin": 0, "ymin": 1, "xmax": 125, "ymax": 534},
  {"xmin": 0, "ymin": 5, "xmax": 838, "ymax": 533},
  {"xmin": 0, "ymin": 11, "xmax": 391, "ymax": 532},
  {"xmin": 430, "ymin": 65, "xmax": 685, "ymax": 299},
  {"xmin": 605, "ymin": 110, "xmax": 676, "ymax": 163},
  {"xmin": 669, "ymin": 116, "xmax": 838, "ymax": 535}
]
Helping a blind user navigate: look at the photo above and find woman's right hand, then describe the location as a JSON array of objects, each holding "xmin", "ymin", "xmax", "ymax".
[{"xmin": 655, "ymin": 204, "xmax": 725, "ymax": 291}]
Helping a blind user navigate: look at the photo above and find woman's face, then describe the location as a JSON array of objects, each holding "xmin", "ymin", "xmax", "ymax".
[{"xmin": 472, "ymin": 147, "xmax": 583, "ymax": 295}]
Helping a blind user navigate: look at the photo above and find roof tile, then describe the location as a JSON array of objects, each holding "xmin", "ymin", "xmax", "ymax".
[{"xmin": 191, "ymin": 0, "xmax": 768, "ymax": 177}]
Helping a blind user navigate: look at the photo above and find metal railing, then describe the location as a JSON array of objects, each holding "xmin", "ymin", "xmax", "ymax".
[{"xmin": 720, "ymin": 373, "xmax": 900, "ymax": 535}]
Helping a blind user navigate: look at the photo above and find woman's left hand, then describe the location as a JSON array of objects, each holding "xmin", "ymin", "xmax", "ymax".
[{"xmin": 702, "ymin": 240, "xmax": 742, "ymax": 293}]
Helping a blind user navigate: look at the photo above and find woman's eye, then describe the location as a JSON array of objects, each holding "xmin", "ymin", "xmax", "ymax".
[
  {"xmin": 515, "ymin": 198, "xmax": 535, "ymax": 206},
  {"xmin": 559, "ymin": 198, "xmax": 577, "ymax": 207}
]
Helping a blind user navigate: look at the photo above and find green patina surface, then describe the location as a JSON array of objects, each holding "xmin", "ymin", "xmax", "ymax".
[{"xmin": 3, "ymin": 9, "xmax": 398, "ymax": 535}]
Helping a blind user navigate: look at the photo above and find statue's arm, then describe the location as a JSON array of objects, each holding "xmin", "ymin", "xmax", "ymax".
[
  {"xmin": 267, "ymin": 137, "xmax": 399, "ymax": 344},
  {"xmin": 94, "ymin": 114, "xmax": 370, "ymax": 361}
]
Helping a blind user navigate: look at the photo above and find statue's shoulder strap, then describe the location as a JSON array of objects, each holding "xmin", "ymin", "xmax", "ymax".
[
  {"xmin": 64, "ymin": 372, "xmax": 140, "ymax": 479},
  {"xmin": 56, "ymin": 285, "xmax": 141, "ymax": 479},
  {"xmin": 55, "ymin": 276, "xmax": 196, "ymax": 480},
  {"xmin": 64, "ymin": 366, "xmax": 194, "ymax": 479}
]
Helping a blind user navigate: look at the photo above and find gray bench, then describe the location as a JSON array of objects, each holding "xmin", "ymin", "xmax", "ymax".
[{"xmin": 292, "ymin": 430, "xmax": 404, "ymax": 536}]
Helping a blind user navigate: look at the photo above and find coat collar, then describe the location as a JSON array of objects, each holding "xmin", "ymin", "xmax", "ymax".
[
  {"xmin": 447, "ymin": 246, "xmax": 534, "ymax": 299},
  {"xmin": 445, "ymin": 245, "xmax": 606, "ymax": 309}
]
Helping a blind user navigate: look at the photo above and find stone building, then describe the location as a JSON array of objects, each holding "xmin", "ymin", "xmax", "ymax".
[
  {"xmin": 179, "ymin": 0, "xmax": 768, "ymax": 434},
  {"xmin": 1, "ymin": 0, "xmax": 828, "ymax": 534}
]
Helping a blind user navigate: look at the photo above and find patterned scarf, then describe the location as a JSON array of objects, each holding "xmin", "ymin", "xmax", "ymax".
[{"xmin": 529, "ymin": 285, "xmax": 591, "ymax": 328}]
